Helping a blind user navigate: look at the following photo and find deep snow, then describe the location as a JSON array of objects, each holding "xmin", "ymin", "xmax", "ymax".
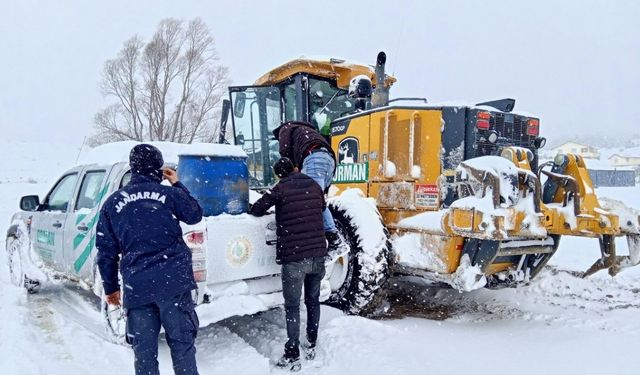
[{"xmin": 2, "ymin": 139, "xmax": 640, "ymax": 375}]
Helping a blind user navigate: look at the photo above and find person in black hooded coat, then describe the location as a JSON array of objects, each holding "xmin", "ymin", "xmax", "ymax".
[{"xmin": 272, "ymin": 121, "xmax": 343, "ymax": 251}]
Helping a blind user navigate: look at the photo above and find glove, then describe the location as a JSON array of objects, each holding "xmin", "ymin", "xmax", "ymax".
[{"xmin": 106, "ymin": 290, "xmax": 121, "ymax": 306}]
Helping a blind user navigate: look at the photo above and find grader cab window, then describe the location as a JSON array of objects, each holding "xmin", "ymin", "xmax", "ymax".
[
  {"xmin": 230, "ymin": 86, "xmax": 282, "ymax": 187},
  {"xmin": 283, "ymin": 80, "xmax": 298, "ymax": 121},
  {"xmin": 281, "ymin": 74, "xmax": 355, "ymax": 127},
  {"xmin": 308, "ymin": 78, "xmax": 354, "ymax": 135},
  {"xmin": 228, "ymin": 75, "xmax": 355, "ymax": 188}
]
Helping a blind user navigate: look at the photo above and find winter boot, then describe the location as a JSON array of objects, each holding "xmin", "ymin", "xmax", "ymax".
[
  {"xmin": 275, "ymin": 347, "xmax": 301, "ymax": 372},
  {"xmin": 24, "ymin": 276, "xmax": 41, "ymax": 294},
  {"xmin": 325, "ymin": 231, "xmax": 344, "ymax": 253},
  {"xmin": 275, "ymin": 355, "xmax": 301, "ymax": 372},
  {"xmin": 302, "ymin": 340, "xmax": 316, "ymax": 361}
]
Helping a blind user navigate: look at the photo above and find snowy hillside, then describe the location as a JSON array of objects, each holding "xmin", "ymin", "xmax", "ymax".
[{"xmin": 2, "ymin": 139, "xmax": 640, "ymax": 375}]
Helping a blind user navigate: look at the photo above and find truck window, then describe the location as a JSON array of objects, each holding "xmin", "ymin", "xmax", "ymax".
[
  {"xmin": 75, "ymin": 170, "xmax": 106, "ymax": 211},
  {"xmin": 120, "ymin": 171, "xmax": 132, "ymax": 188},
  {"xmin": 43, "ymin": 173, "xmax": 79, "ymax": 212}
]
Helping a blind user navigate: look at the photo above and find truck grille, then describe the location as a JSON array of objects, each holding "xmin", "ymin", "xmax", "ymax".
[
  {"xmin": 475, "ymin": 113, "xmax": 535, "ymax": 158},
  {"xmin": 494, "ymin": 113, "xmax": 533, "ymax": 147}
]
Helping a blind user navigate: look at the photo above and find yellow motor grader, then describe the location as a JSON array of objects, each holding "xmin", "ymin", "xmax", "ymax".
[{"xmin": 218, "ymin": 51, "xmax": 640, "ymax": 313}]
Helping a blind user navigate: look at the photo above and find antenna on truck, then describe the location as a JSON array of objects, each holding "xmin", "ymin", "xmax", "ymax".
[{"xmin": 75, "ymin": 136, "xmax": 87, "ymax": 164}]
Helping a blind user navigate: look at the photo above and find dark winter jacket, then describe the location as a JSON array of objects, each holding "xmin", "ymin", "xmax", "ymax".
[
  {"xmin": 273, "ymin": 121, "xmax": 336, "ymax": 170},
  {"xmin": 96, "ymin": 173, "xmax": 203, "ymax": 308},
  {"xmin": 249, "ymin": 172, "xmax": 328, "ymax": 264}
]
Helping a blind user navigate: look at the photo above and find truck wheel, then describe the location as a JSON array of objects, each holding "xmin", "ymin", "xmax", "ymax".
[
  {"xmin": 95, "ymin": 269, "xmax": 127, "ymax": 344},
  {"xmin": 324, "ymin": 200, "xmax": 391, "ymax": 315},
  {"xmin": 100, "ymin": 291, "xmax": 127, "ymax": 344},
  {"xmin": 6, "ymin": 224, "xmax": 40, "ymax": 293},
  {"xmin": 6, "ymin": 235, "xmax": 25, "ymax": 288}
]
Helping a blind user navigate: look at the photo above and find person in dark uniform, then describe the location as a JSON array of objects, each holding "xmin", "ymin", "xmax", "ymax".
[
  {"xmin": 96, "ymin": 144, "xmax": 203, "ymax": 375},
  {"xmin": 249, "ymin": 157, "xmax": 328, "ymax": 372}
]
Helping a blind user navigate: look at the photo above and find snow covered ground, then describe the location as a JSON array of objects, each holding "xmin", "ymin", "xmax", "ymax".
[{"xmin": 2, "ymin": 140, "xmax": 640, "ymax": 375}]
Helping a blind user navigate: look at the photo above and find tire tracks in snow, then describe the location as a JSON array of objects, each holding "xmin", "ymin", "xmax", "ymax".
[
  {"xmin": 372, "ymin": 270, "xmax": 640, "ymax": 334},
  {"xmin": 26, "ymin": 285, "xmax": 75, "ymax": 360},
  {"xmin": 219, "ymin": 307, "xmax": 288, "ymax": 362}
]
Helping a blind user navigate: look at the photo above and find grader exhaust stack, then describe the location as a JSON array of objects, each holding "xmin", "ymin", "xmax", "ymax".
[{"xmin": 371, "ymin": 51, "xmax": 389, "ymax": 108}]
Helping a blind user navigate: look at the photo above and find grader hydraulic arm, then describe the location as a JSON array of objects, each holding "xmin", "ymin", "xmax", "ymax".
[
  {"xmin": 538, "ymin": 153, "xmax": 640, "ymax": 277},
  {"xmin": 443, "ymin": 147, "xmax": 640, "ymax": 281}
]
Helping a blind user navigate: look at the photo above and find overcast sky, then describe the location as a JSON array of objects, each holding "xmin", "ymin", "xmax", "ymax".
[{"xmin": 0, "ymin": 0, "xmax": 638, "ymax": 147}]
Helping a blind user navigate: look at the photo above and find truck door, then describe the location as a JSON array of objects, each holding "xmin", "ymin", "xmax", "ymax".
[
  {"xmin": 64, "ymin": 169, "xmax": 109, "ymax": 279},
  {"xmin": 30, "ymin": 171, "xmax": 80, "ymax": 270}
]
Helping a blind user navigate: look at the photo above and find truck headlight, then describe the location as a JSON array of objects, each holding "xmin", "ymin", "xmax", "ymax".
[{"xmin": 533, "ymin": 137, "xmax": 547, "ymax": 149}]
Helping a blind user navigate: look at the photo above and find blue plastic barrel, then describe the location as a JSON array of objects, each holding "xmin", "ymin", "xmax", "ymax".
[{"xmin": 177, "ymin": 154, "xmax": 249, "ymax": 216}]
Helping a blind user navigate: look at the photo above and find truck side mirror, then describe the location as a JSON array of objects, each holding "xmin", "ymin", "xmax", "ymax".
[
  {"xmin": 218, "ymin": 99, "xmax": 231, "ymax": 144},
  {"xmin": 234, "ymin": 92, "xmax": 247, "ymax": 118},
  {"xmin": 20, "ymin": 195, "xmax": 40, "ymax": 211}
]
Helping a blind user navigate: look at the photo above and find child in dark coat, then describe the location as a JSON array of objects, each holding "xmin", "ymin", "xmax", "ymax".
[{"xmin": 249, "ymin": 157, "xmax": 328, "ymax": 371}]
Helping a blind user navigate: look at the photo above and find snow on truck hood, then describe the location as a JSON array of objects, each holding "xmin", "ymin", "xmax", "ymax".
[
  {"xmin": 383, "ymin": 99, "xmax": 538, "ymax": 118},
  {"xmin": 78, "ymin": 141, "xmax": 246, "ymax": 165}
]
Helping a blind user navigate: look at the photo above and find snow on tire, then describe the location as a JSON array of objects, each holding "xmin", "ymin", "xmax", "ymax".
[
  {"xmin": 6, "ymin": 231, "xmax": 25, "ymax": 288},
  {"xmin": 325, "ymin": 189, "xmax": 390, "ymax": 315},
  {"xmin": 5, "ymin": 221, "xmax": 39, "ymax": 292},
  {"xmin": 94, "ymin": 267, "xmax": 127, "ymax": 345}
]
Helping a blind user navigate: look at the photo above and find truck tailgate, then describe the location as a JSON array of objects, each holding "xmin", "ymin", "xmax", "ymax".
[{"xmin": 203, "ymin": 213, "xmax": 279, "ymax": 283}]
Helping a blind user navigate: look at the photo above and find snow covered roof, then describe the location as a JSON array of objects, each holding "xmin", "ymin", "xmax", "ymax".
[
  {"xmin": 254, "ymin": 57, "xmax": 396, "ymax": 89},
  {"xmin": 78, "ymin": 141, "xmax": 246, "ymax": 166},
  {"xmin": 549, "ymin": 141, "xmax": 595, "ymax": 149},
  {"xmin": 583, "ymin": 158, "xmax": 635, "ymax": 171},
  {"xmin": 608, "ymin": 153, "xmax": 640, "ymax": 160}
]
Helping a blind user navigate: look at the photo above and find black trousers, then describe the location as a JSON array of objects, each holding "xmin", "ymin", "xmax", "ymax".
[
  {"xmin": 126, "ymin": 291, "xmax": 199, "ymax": 375},
  {"xmin": 281, "ymin": 256, "xmax": 326, "ymax": 357}
]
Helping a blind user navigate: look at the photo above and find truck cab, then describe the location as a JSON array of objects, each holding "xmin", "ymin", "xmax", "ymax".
[{"xmin": 13, "ymin": 162, "xmax": 130, "ymax": 282}]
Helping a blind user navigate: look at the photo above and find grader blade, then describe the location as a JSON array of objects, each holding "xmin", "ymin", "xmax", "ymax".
[
  {"xmin": 620, "ymin": 234, "xmax": 640, "ymax": 271},
  {"xmin": 538, "ymin": 155, "xmax": 640, "ymax": 278},
  {"xmin": 582, "ymin": 234, "xmax": 619, "ymax": 278},
  {"xmin": 582, "ymin": 234, "xmax": 640, "ymax": 278}
]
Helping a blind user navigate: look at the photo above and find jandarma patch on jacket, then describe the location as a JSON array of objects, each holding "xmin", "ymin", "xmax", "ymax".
[{"xmin": 115, "ymin": 191, "xmax": 167, "ymax": 213}]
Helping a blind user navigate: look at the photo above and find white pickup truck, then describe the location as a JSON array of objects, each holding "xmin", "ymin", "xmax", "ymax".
[{"xmin": 5, "ymin": 142, "xmax": 389, "ymax": 342}]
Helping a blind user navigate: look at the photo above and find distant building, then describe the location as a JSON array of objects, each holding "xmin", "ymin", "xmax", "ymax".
[
  {"xmin": 608, "ymin": 153, "xmax": 640, "ymax": 168},
  {"xmin": 589, "ymin": 169, "xmax": 636, "ymax": 187},
  {"xmin": 550, "ymin": 142, "xmax": 600, "ymax": 159}
]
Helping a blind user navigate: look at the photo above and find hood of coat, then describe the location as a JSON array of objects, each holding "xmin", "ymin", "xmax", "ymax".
[
  {"xmin": 272, "ymin": 121, "xmax": 315, "ymax": 140},
  {"xmin": 129, "ymin": 144, "xmax": 164, "ymax": 182}
]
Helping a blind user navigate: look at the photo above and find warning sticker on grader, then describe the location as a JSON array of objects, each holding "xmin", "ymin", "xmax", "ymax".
[{"xmin": 415, "ymin": 184, "xmax": 439, "ymax": 208}]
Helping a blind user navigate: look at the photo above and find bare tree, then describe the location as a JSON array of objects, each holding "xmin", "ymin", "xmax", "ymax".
[{"xmin": 90, "ymin": 18, "xmax": 230, "ymax": 145}]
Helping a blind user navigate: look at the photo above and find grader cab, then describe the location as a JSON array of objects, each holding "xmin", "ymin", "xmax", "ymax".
[{"xmin": 219, "ymin": 51, "xmax": 640, "ymax": 312}]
